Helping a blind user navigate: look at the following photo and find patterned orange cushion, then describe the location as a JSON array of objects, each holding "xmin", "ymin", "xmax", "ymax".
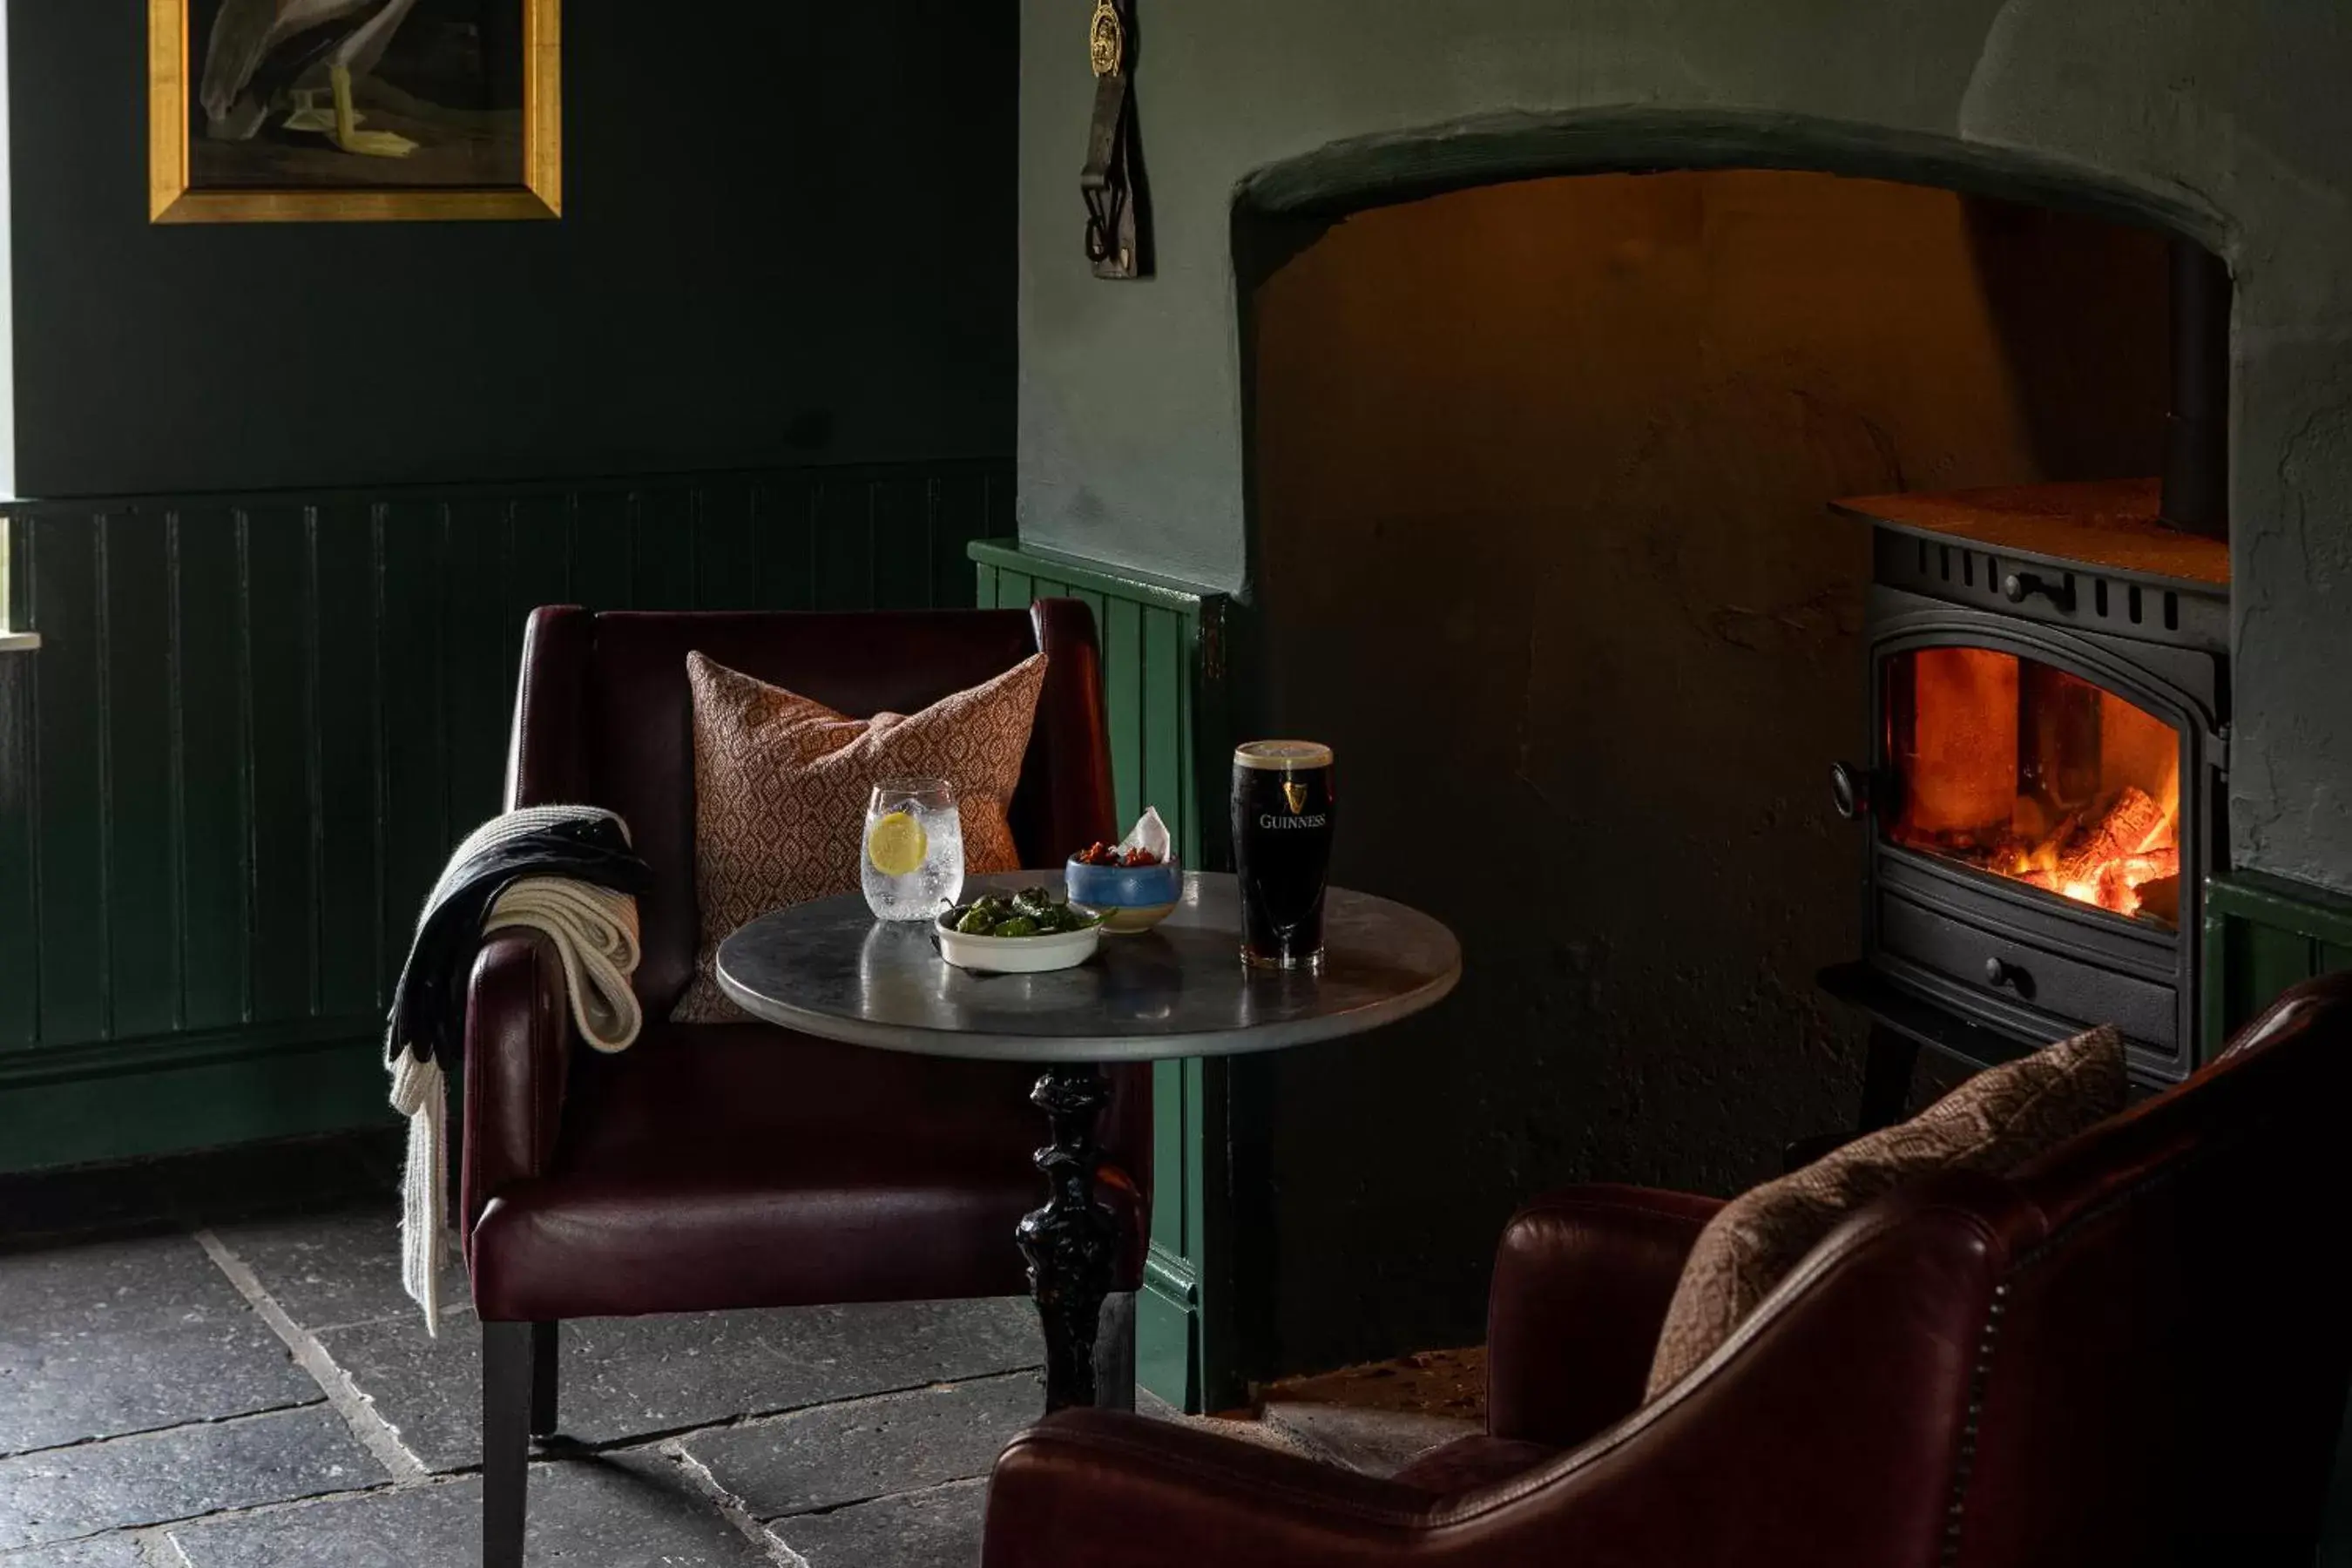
[
  {"xmin": 671, "ymin": 650, "xmax": 1049, "ymax": 1022},
  {"xmin": 1643, "ymin": 1024, "xmax": 2126, "ymax": 1400}
]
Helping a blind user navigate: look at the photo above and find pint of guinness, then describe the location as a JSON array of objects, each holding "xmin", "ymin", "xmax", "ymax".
[{"xmin": 1233, "ymin": 740, "xmax": 1336, "ymax": 970}]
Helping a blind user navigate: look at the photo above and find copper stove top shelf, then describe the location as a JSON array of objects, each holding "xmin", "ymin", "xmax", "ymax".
[{"xmin": 1830, "ymin": 478, "xmax": 2228, "ymax": 591}]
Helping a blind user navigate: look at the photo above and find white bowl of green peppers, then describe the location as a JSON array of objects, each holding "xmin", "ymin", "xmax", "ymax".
[{"xmin": 934, "ymin": 887, "xmax": 1104, "ymax": 973}]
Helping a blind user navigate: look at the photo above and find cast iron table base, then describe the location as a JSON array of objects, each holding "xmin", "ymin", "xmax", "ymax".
[{"xmin": 1016, "ymin": 1065, "xmax": 1121, "ymax": 1411}]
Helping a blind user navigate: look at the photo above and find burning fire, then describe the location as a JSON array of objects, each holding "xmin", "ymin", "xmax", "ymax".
[
  {"xmin": 1889, "ymin": 649, "xmax": 2184, "ymax": 925},
  {"xmin": 1987, "ymin": 768, "xmax": 2180, "ymax": 921}
]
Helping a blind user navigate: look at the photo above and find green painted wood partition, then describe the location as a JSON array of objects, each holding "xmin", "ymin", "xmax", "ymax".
[
  {"xmin": 2203, "ymin": 867, "xmax": 2352, "ymax": 1561},
  {"xmin": 2201, "ymin": 868, "xmax": 2352, "ymax": 1051},
  {"xmin": 970, "ymin": 538, "xmax": 1241, "ymax": 1411},
  {"xmin": 0, "ymin": 460, "xmax": 1010, "ymax": 1174}
]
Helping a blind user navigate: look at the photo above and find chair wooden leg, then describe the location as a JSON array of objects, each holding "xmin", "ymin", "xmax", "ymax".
[
  {"xmin": 1092, "ymin": 1291, "xmax": 1138, "ymax": 1412},
  {"xmin": 530, "ymin": 1320, "xmax": 560, "ymax": 1438},
  {"xmin": 483, "ymin": 1321, "xmax": 534, "ymax": 1568}
]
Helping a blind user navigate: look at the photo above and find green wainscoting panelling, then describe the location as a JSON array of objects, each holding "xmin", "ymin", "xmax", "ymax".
[
  {"xmin": 970, "ymin": 538, "xmax": 1240, "ymax": 1411},
  {"xmin": 2201, "ymin": 869, "xmax": 2352, "ymax": 1056},
  {"xmin": 0, "ymin": 460, "xmax": 1010, "ymax": 1173},
  {"xmin": 2213, "ymin": 868, "xmax": 2352, "ymax": 1568}
]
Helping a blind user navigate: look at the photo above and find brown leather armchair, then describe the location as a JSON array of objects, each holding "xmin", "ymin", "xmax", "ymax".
[
  {"xmin": 463, "ymin": 601, "xmax": 1146, "ymax": 1568},
  {"xmin": 983, "ymin": 974, "xmax": 2352, "ymax": 1567}
]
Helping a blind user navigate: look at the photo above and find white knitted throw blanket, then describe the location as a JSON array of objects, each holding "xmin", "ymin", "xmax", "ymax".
[{"xmin": 388, "ymin": 808, "xmax": 644, "ymax": 1334}]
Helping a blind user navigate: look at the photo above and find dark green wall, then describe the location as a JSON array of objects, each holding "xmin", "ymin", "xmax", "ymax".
[
  {"xmin": 0, "ymin": 465, "xmax": 1010, "ymax": 1172},
  {"xmin": 0, "ymin": 2, "xmax": 1024, "ymax": 1169},
  {"xmin": 7, "ymin": 0, "xmax": 1017, "ymax": 496}
]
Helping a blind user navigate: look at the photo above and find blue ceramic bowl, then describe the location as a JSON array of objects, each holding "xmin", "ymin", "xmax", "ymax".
[{"xmin": 1064, "ymin": 856, "xmax": 1184, "ymax": 933}]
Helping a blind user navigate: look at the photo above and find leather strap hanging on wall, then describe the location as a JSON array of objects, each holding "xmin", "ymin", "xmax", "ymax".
[{"xmin": 1082, "ymin": 0, "xmax": 1149, "ymax": 280}]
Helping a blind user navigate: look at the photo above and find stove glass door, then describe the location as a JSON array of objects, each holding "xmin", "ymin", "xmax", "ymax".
[{"xmin": 1882, "ymin": 646, "xmax": 2182, "ymax": 927}]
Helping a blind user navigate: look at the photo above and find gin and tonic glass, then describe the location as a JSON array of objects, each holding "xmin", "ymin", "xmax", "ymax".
[{"xmin": 862, "ymin": 777, "xmax": 964, "ymax": 921}]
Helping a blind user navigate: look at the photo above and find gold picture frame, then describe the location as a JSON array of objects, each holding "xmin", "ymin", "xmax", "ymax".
[{"xmin": 149, "ymin": 0, "xmax": 561, "ymax": 223}]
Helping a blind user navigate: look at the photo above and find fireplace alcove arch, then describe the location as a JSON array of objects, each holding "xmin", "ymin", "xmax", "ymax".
[
  {"xmin": 1228, "ymin": 106, "xmax": 2232, "ymax": 578},
  {"xmin": 1215, "ymin": 110, "xmax": 2226, "ymax": 1378},
  {"xmin": 1228, "ymin": 107, "xmax": 2228, "ymax": 253}
]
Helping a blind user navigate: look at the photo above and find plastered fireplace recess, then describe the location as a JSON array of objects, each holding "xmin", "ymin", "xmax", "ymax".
[{"xmin": 1227, "ymin": 170, "xmax": 2169, "ymax": 1367}]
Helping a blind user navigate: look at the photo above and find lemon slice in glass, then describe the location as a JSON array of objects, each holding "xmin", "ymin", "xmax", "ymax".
[{"xmin": 867, "ymin": 809, "xmax": 929, "ymax": 876}]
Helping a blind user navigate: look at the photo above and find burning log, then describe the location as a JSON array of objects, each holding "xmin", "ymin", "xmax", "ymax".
[
  {"xmin": 1899, "ymin": 780, "xmax": 2181, "ymax": 923},
  {"xmin": 2094, "ymin": 859, "xmax": 2141, "ymax": 914},
  {"xmin": 2056, "ymin": 786, "xmax": 2169, "ymax": 887}
]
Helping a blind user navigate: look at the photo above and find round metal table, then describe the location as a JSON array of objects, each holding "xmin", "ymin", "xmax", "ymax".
[{"xmin": 716, "ymin": 870, "xmax": 1460, "ymax": 1409}]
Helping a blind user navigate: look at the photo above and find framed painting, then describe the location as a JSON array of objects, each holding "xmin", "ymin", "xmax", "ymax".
[{"xmin": 149, "ymin": 0, "xmax": 560, "ymax": 222}]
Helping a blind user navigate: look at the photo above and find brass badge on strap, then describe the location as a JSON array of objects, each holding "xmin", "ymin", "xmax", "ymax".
[{"xmin": 1089, "ymin": 0, "xmax": 1124, "ymax": 77}]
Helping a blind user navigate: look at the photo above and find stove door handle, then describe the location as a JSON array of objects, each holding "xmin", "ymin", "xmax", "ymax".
[
  {"xmin": 1984, "ymin": 956, "xmax": 2026, "ymax": 992},
  {"xmin": 1830, "ymin": 761, "xmax": 1872, "ymax": 820}
]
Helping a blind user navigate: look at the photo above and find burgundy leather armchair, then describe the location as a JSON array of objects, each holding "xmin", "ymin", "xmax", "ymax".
[
  {"xmin": 463, "ymin": 601, "xmax": 1146, "ymax": 1568},
  {"xmin": 984, "ymin": 974, "xmax": 2352, "ymax": 1567}
]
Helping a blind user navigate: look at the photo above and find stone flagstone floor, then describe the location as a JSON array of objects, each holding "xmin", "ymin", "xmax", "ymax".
[{"xmin": 0, "ymin": 1132, "xmax": 1052, "ymax": 1567}]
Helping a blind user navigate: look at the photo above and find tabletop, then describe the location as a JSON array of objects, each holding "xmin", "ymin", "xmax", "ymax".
[{"xmin": 714, "ymin": 871, "xmax": 1461, "ymax": 1063}]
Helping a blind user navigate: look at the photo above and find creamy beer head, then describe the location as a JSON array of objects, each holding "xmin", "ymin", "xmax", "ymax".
[{"xmin": 1235, "ymin": 740, "xmax": 1335, "ymax": 771}]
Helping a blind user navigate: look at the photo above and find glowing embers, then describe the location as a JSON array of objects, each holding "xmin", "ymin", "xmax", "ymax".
[{"xmin": 1885, "ymin": 647, "xmax": 2181, "ymax": 925}]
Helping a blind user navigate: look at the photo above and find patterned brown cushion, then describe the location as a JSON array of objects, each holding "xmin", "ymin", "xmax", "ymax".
[
  {"xmin": 1643, "ymin": 1024, "xmax": 2126, "ymax": 1400},
  {"xmin": 671, "ymin": 650, "xmax": 1048, "ymax": 1022}
]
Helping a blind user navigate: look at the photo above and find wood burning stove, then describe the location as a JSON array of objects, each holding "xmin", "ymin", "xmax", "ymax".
[{"xmin": 1824, "ymin": 479, "xmax": 2228, "ymax": 1092}]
